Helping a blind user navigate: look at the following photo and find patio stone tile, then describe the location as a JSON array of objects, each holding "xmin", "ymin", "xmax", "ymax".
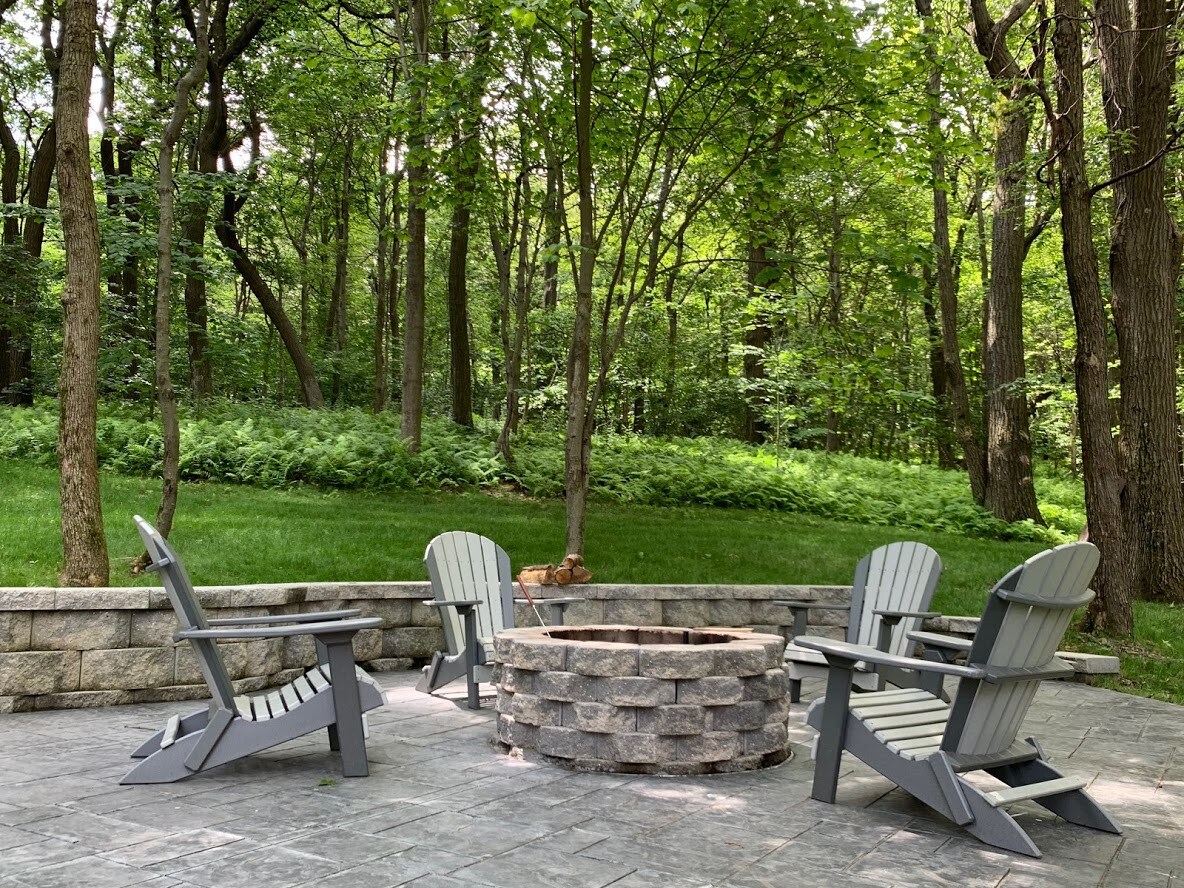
[
  {"xmin": 449, "ymin": 845, "xmax": 635, "ymax": 888},
  {"xmin": 1, "ymin": 837, "xmax": 93, "ymax": 875},
  {"xmin": 377, "ymin": 809, "xmax": 552, "ymax": 858},
  {"xmin": 165, "ymin": 845, "xmax": 341, "ymax": 888},
  {"xmin": 277, "ymin": 826, "xmax": 414, "ymax": 864},
  {"xmin": 9, "ymin": 855, "xmax": 155, "ymax": 888},
  {"xmin": 15, "ymin": 810, "xmax": 175, "ymax": 849},
  {"xmin": 98, "ymin": 828, "xmax": 247, "ymax": 867},
  {"xmin": 0, "ymin": 823, "xmax": 42, "ymax": 852}
]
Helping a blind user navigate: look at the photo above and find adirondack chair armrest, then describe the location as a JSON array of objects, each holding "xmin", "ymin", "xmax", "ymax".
[
  {"xmin": 514, "ymin": 596, "xmax": 582, "ymax": 626},
  {"xmin": 174, "ymin": 616, "xmax": 382, "ymax": 641},
  {"xmin": 872, "ymin": 608, "xmax": 942, "ymax": 625},
  {"xmin": 207, "ymin": 609, "xmax": 363, "ymax": 626},
  {"xmin": 906, "ymin": 630, "xmax": 972, "ymax": 665},
  {"xmin": 421, "ymin": 599, "xmax": 483, "ymax": 611},
  {"xmin": 772, "ymin": 600, "xmax": 851, "ymax": 638},
  {"xmin": 794, "ymin": 636, "xmax": 985, "ymax": 679}
]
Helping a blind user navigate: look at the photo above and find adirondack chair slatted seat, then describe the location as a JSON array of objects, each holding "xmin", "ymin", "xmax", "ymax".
[
  {"xmin": 122, "ymin": 517, "xmax": 385, "ymax": 784},
  {"xmin": 417, "ymin": 531, "xmax": 580, "ymax": 709},
  {"xmin": 796, "ymin": 542, "xmax": 1121, "ymax": 858},
  {"xmin": 776, "ymin": 542, "xmax": 943, "ymax": 703}
]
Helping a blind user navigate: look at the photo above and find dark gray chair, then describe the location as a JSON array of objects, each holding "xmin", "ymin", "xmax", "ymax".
[
  {"xmin": 795, "ymin": 542, "xmax": 1120, "ymax": 857},
  {"xmin": 416, "ymin": 531, "xmax": 579, "ymax": 709},
  {"xmin": 122, "ymin": 516, "xmax": 385, "ymax": 784},
  {"xmin": 776, "ymin": 541, "xmax": 943, "ymax": 702}
]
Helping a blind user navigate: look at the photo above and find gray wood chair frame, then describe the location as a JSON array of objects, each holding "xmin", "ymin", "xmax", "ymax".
[
  {"xmin": 122, "ymin": 516, "xmax": 385, "ymax": 784},
  {"xmin": 416, "ymin": 531, "xmax": 580, "ymax": 709},
  {"xmin": 795, "ymin": 542, "xmax": 1121, "ymax": 858},
  {"xmin": 775, "ymin": 541, "xmax": 943, "ymax": 703}
]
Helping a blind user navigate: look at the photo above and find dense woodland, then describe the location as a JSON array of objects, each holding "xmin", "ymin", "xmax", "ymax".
[{"xmin": 2, "ymin": 0, "xmax": 1183, "ymax": 636}]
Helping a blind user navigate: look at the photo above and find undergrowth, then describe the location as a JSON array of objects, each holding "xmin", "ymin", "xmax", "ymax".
[{"xmin": 0, "ymin": 403, "xmax": 1083, "ymax": 544}]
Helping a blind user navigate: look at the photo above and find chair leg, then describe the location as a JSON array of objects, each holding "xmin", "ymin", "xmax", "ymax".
[
  {"xmin": 324, "ymin": 639, "xmax": 369, "ymax": 778},
  {"xmin": 811, "ymin": 662, "xmax": 854, "ymax": 804},
  {"xmin": 131, "ymin": 708, "xmax": 209, "ymax": 758},
  {"xmin": 957, "ymin": 782, "xmax": 1043, "ymax": 858},
  {"xmin": 789, "ymin": 678, "xmax": 802, "ymax": 704},
  {"xmin": 327, "ymin": 724, "xmax": 340, "ymax": 751}
]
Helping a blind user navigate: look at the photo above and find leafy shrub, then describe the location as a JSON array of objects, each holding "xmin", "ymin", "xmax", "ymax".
[{"xmin": 0, "ymin": 403, "xmax": 1081, "ymax": 543}]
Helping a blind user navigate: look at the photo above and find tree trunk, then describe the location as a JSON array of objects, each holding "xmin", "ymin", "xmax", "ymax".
[
  {"xmin": 216, "ymin": 196, "xmax": 325, "ymax": 408},
  {"xmin": 565, "ymin": 0, "xmax": 595, "ymax": 555},
  {"xmin": 328, "ymin": 128, "xmax": 353, "ymax": 404},
  {"xmin": 56, "ymin": 0, "xmax": 109, "ymax": 585},
  {"xmin": 401, "ymin": 0, "xmax": 430, "ymax": 450},
  {"xmin": 825, "ymin": 187, "xmax": 843, "ymax": 452},
  {"xmin": 542, "ymin": 149, "xmax": 561, "ymax": 309},
  {"xmin": 446, "ymin": 173, "xmax": 475, "ymax": 427},
  {"xmin": 982, "ymin": 94, "xmax": 1043, "ymax": 523},
  {"xmin": 1051, "ymin": 0, "xmax": 1133, "ymax": 634},
  {"xmin": 741, "ymin": 240, "xmax": 772, "ymax": 443},
  {"xmin": 150, "ymin": 0, "xmax": 210, "ymax": 542},
  {"xmin": 921, "ymin": 269, "xmax": 955, "ymax": 466},
  {"xmin": 922, "ymin": 0, "xmax": 985, "ymax": 499},
  {"xmin": 1096, "ymin": 0, "xmax": 1184, "ymax": 602},
  {"xmin": 374, "ymin": 137, "xmax": 392, "ymax": 413}
]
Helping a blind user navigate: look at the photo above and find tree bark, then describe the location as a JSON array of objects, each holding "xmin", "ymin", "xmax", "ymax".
[
  {"xmin": 328, "ymin": 128, "xmax": 353, "ymax": 404},
  {"xmin": 151, "ymin": 0, "xmax": 210, "ymax": 541},
  {"xmin": 825, "ymin": 185, "xmax": 843, "ymax": 452},
  {"xmin": 56, "ymin": 0, "xmax": 109, "ymax": 585},
  {"xmin": 1095, "ymin": 0, "xmax": 1184, "ymax": 602},
  {"xmin": 216, "ymin": 195, "xmax": 325, "ymax": 408},
  {"xmin": 565, "ymin": 0, "xmax": 595, "ymax": 555},
  {"xmin": 1050, "ymin": 0, "xmax": 1133, "ymax": 633},
  {"xmin": 924, "ymin": 0, "xmax": 986, "ymax": 500},
  {"xmin": 401, "ymin": 0, "xmax": 429, "ymax": 450},
  {"xmin": 982, "ymin": 95, "xmax": 1043, "ymax": 523}
]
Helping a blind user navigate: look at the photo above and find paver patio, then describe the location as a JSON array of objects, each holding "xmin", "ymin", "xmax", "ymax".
[{"xmin": 0, "ymin": 671, "xmax": 1179, "ymax": 887}]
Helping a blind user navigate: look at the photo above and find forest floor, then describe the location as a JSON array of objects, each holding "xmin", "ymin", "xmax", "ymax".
[{"xmin": 2, "ymin": 459, "xmax": 1179, "ymax": 704}]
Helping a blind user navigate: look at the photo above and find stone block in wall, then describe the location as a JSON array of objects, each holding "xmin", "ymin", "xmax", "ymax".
[
  {"xmin": 566, "ymin": 642, "xmax": 635, "ymax": 677},
  {"xmin": 677, "ymin": 731, "xmax": 740, "ymax": 763},
  {"xmin": 233, "ymin": 676, "xmax": 270, "ymax": 694},
  {"xmin": 555, "ymin": 599, "xmax": 603, "ymax": 626},
  {"xmin": 708, "ymin": 599, "xmax": 753, "ymax": 628},
  {"xmin": 707, "ymin": 701, "xmax": 767, "ymax": 731},
  {"xmin": 562, "ymin": 701, "xmax": 637, "ymax": 733},
  {"xmin": 661, "ymin": 600, "xmax": 711, "ymax": 628},
  {"xmin": 55, "ymin": 589, "xmax": 150, "ymax": 610},
  {"xmin": 383, "ymin": 627, "xmax": 444, "ymax": 659},
  {"xmin": 0, "ymin": 695, "xmax": 35, "ymax": 713},
  {"xmin": 0, "ymin": 613, "xmax": 32, "ymax": 652},
  {"xmin": 363, "ymin": 599, "xmax": 413, "ymax": 628},
  {"xmin": 31, "ymin": 611, "xmax": 130, "ymax": 651},
  {"xmin": 536, "ymin": 725, "xmax": 604, "ymax": 760},
  {"xmin": 743, "ymin": 722, "xmax": 788, "ymax": 756},
  {"xmin": 410, "ymin": 601, "xmax": 444, "ymax": 627},
  {"xmin": 639, "ymin": 647, "xmax": 714, "ymax": 680},
  {"xmin": 0, "ymin": 650, "xmax": 80, "ymax": 694},
  {"xmin": 598, "ymin": 676, "xmax": 675, "ymax": 707},
  {"xmin": 81, "ymin": 648, "xmax": 174, "ymax": 690},
  {"xmin": 239, "ymin": 639, "xmax": 284, "ymax": 679},
  {"xmin": 677, "ymin": 676, "xmax": 742, "ymax": 706},
  {"xmin": 35, "ymin": 689, "xmax": 135, "ymax": 709},
  {"xmin": 0, "ymin": 589, "xmax": 55, "ymax": 610},
  {"xmin": 352, "ymin": 629, "xmax": 383, "ymax": 662},
  {"xmin": 535, "ymin": 670, "xmax": 595, "ymax": 701},
  {"xmin": 130, "ymin": 611, "xmax": 177, "ymax": 647},
  {"xmin": 603, "ymin": 599, "xmax": 662, "ymax": 626},
  {"xmin": 750, "ymin": 601, "xmax": 796, "ymax": 625},
  {"xmin": 131, "ymin": 684, "xmax": 209, "ymax": 704},
  {"xmin": 365, "ymin": 657, "xmax": 412, "ymax": 672},
  {"xmin": 282, "ymin": 634, "xmax": 317, "ymax": 670},
  {"xmin": 636, "ymin": 704, "xmax": 706, "ymax": 735}
]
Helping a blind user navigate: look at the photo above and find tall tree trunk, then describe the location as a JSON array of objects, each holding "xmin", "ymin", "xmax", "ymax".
[
  {"xmin": 982, "ymin": 95, "xmax": 1043, "ymax": 523},
  {"xmin": 498, "ymin": 169, "xmax": 532, "ymax": 462},
  {"xmin": 150, "ymin": 0, "xmax": 210, "ymax": 542},
  {"xmin": 216, "ymin": 195, "xmax": 325, "ymax": 408},
  {"xmin": 401, "ymin": 0, "xmax": 429, "ymax": 450},
  {"xmin": 1096, "ymin": 0, "xmax": 1184, "ymax": 602},
  {"xmin": 825, "ymin": 187, "xmax": 843, "ymax": 452},
  {"xmin": 328, "ymin": 128, "xmax": 353, "ymax": 404},
  {"xmin": 921, "ymin": 269, "xmax": 955, "ymax": 466},
  {"xmin": 374, "ymin": 137, "xmax": 392, "ymax": 413},
  {"xmin": 926, "ymin": 0, "xmax": 986, "ymax": 500},
  {"xmin": 542, "ymin": 149, "xmax": 561, "ymax": 309},
  {"xmin": 56, "ymin": 0, "xmax": 109, "ymax": 585},
  {"xmin": 565, "ymin": 0, "xmax": 595, "ymax": 555},
  {"xmin": 1050, "ymin": 0, "xmax": 1133, "ymax": 633},
  {"xmin": 741, "ymin": 240, "xmax": 772, "ymax": 443},
  {"xmin": 446, "ymin": 167, "xmax": 475, "ymax": 426}
]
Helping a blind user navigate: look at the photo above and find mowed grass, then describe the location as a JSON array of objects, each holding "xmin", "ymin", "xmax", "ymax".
[{"xmin": 3, "ymin": 458, "xmax": 1180, "ymax": 702}]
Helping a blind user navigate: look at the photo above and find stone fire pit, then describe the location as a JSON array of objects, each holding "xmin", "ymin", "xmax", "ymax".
[{"xmin": 492, "ymin": 625, "xmax": 791, "ymax": 775}]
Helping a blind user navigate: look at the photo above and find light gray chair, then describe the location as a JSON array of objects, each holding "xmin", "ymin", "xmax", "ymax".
[
  {"xmin": 122, "ymin": 516, "xmax": 385, "ymax": 784},
  {"xmin": 416, "ymin": 531, "xmax": 579, "ymax": 709},
  {"xmin": 796, "ymin": 542, "xmax": 1121, "ymax": 857},
  {"xmin": 776, "ymin": 541, "xmax": 943, "ymax": 702}
]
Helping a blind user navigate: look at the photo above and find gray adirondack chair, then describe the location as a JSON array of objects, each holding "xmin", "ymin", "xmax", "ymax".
[
  {"xmin": 776, "ymin": 541, "xmax": 943, "ymax": 703},
  {"xmin": 416, "ymin": 531, "xmax": 579, "ymax": 709},
  {"xmin": 796, "ymin": 542, "xmax": 1121, "ymax": 857},
  {"xmin": 122, "ymin": 516, "xmax": 385, "ymax": 784}
]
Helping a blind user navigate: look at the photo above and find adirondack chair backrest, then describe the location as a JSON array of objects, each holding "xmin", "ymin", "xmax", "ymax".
[
  {"xmin": 424, "ymin": 531, "xmax": 514, "ymax": 656},
  {"xmin": 134, "ymin": 516, "xmax": 237, "ymax": 712},
  {"xmin": 942, "ymin": 541, "xmax": 1099, "ymax": 758},
  {"xmin": 848, "ymin": 542, "xmax": 943, "ymax": 656}
]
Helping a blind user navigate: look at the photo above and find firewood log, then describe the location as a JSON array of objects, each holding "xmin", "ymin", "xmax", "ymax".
[{"xmin": 518, "ymin": 565, "xmax": 557, "ymax": 585}]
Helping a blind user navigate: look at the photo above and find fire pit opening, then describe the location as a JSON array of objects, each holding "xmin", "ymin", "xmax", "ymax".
[{"xmin": 493, "ymin": 624, "xmax": 791, "ymax": 775}]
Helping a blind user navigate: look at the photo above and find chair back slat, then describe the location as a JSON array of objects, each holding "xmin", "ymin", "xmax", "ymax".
[
  {"xmin": 134, "ymin": 516, "xmax": 237, "ymax": 712},
  {"xmin": 424, "ymin": 531, "xmax": 513, "ymax": 655},
  {"xmin": 944, "ymin": 542, "xmax": 1099, "ymax": 758},
  {"xmin": 849, "ymin": 542, "xmax": 942, "ymax": 657}
]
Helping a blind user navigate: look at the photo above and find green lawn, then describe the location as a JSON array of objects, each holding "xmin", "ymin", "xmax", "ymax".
[{"xmin": 3, "ymin": 458, "xmax": 1179, "ymax": 703}]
